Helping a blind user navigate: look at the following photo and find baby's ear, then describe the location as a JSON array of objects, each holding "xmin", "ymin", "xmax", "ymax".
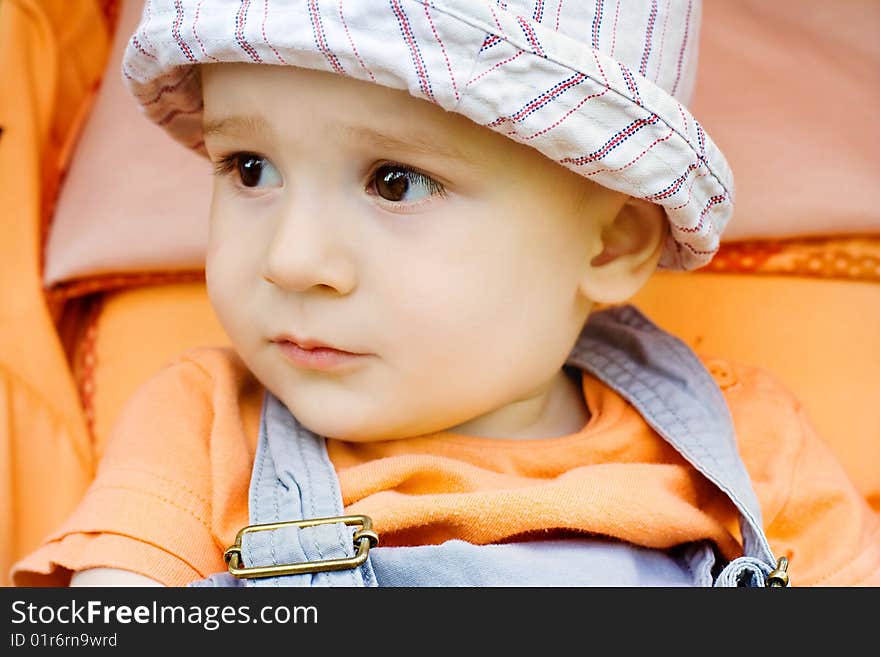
[{"xmin": 578, "ymin": 197, "xmax": 667, "ymax": 304}]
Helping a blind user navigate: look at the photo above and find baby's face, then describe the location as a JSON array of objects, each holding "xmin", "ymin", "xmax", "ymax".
[{"xmin": 201, "ymin": 63, "xmax": 625, "ymax": 441}]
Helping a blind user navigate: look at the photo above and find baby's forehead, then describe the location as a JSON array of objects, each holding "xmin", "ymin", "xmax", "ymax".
[{"xmin": 200, "ymin": 62, "xmax": 508, "ymax": 165}]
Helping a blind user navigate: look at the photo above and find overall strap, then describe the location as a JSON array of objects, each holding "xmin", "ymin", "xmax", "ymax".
[
  {"xmin": 238, "ymin": 392, "xmax": 378, "ymax": 587},
  {"xmin": 571, "ymin": 304, "xmax": 779, "ymax": 584}
]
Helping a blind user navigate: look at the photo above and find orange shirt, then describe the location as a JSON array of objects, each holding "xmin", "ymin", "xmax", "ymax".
[{"xmin": 11, "ymin": 347, "xmax": 880, "ymax": 586}]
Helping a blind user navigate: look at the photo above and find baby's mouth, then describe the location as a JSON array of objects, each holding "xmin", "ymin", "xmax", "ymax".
[{"xmin": 271, "ymin": 335, "xmax": 369, "ymax": 371}]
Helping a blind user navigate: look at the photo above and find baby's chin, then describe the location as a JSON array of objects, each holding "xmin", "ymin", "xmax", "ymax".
[
  {"xmin": 276, "ymin": 387, "xmax": 437, "ymax": 442},
  {"xmin": 296, "ymin": 412, "xmax": 437, "ymax": 443}
]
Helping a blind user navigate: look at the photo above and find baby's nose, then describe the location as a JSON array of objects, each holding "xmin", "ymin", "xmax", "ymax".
[{"xmin": 261, "ymin": 199, "xmax": 356, "ymax": 295}]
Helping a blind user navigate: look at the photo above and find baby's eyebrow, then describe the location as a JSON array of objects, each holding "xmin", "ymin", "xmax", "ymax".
[
  {"xmin": 339, "ymin": 124, "xmax": 477, "ymax": 165},
  {"xmin": 203, "ymin": 115, "xmax": 273, "ymax": 140},
  {"xmin": 203, "ymin": 114, "xmax": 477, "ymax": 165}
]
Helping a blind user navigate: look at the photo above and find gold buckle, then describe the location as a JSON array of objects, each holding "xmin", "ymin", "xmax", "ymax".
[
  {"xmin": 766, "ymin": 556, "xmax": 790, "ymax": 587},
  {"xmin": 223, "ymin": 514, "xmax": 379, "ymax": 579}
]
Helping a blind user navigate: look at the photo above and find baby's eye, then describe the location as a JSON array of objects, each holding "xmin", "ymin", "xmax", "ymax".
[
  {"xmin": 212, "ymin": 152, "xmax": 282, "ymax": 189},
  {"xmin": 370, "ymin": 163, "xmax": 446, "ymax": 206}
]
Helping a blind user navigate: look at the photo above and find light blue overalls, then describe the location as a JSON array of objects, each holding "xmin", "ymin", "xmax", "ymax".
[{"xmin": 193, "ymin": 304, "xmax": 789, "ymax": 588}]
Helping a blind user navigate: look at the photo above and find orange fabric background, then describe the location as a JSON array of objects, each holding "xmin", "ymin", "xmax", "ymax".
[{"xmin": 0, "ymin": 0, "xmax": 113, "ymax": 587}]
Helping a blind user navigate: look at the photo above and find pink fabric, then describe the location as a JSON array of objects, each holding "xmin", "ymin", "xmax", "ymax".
[
  {"xmin": 43, "ymin": 0, "xmax": 210, "ymax": 287},
  {"xmin": 42, "ymin": 0, "xmax": 880, "ymax": 285},
  {"xmin": 693, "ymin": 0, "xmax": 880, "ymax": 241}
]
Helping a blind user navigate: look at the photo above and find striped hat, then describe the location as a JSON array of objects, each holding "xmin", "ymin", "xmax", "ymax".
[{"xmin": 122, "ymin": 0, "xmax": 732, "ymax": 271}]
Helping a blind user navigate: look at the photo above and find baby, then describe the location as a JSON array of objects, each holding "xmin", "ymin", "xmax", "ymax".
[{"xmin": 12, "ymin": 0, "xmax": 880, "ymax": 587}]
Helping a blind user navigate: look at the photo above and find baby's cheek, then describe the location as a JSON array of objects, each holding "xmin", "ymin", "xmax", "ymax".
[
  {"xmin": 206, "ymin": 260, "xmax": 258, "ymax": 345},
  {"xmin": 390, "ymin": 259, "xmax": 510, "ymax": 345}
]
